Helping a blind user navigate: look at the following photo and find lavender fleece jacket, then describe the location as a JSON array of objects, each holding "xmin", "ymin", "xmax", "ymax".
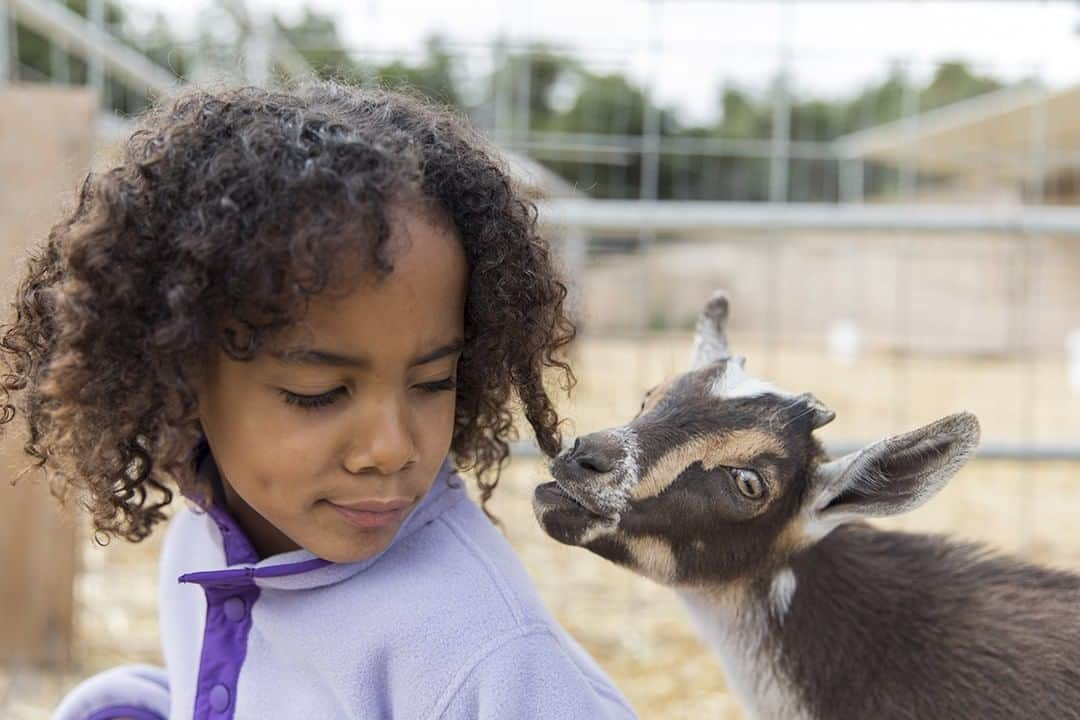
[{"xmin": 53, "ymin": 454, "xmax": 637, "ymax": 720}]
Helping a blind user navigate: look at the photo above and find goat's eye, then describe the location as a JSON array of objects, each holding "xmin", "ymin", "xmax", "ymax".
[{"xmin": 733, "ymin": 468, "xmax": 765, "ymax": 499}]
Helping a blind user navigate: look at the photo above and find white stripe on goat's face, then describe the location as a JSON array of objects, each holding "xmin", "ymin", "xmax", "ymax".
[
  {"xmin": 708, "ymin": 356, "xmax": 777, "ymax": 399},
  {"xmin": 534, "ymin": 356, "xmax": 833, "ymax": 586}
]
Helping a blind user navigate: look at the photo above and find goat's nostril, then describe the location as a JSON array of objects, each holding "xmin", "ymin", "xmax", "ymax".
[{"xmin": 575, "ymin": 452, "xmax": 614, "ymax": 475}]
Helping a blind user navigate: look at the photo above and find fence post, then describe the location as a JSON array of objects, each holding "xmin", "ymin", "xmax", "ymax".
[{"xmin": 0, "ymin": 86, "xmax": 98, "ymax": 666}]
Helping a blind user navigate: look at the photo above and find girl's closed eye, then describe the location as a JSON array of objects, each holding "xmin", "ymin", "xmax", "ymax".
[
  {"xmin": 278, "ymin": 386, "xmax": 349, "ymax": 410},
  {"xmin": 416, "ymin": 377, "xmax": 457, "ymax": 393},
  {"xmin": 278, "ymin": 377, "xmax": 457, "ymax": 412}
]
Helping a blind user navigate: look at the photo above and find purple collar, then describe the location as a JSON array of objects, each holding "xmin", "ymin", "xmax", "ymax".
[{"xmin": 186, "ymin": 439, "xmax": 263, "ymax": 567}]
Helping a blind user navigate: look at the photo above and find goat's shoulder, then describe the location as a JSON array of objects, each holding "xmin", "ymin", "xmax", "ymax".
[{"xmin": 773, "ymin": 523, "xmax": 1080, "ymax": 720}]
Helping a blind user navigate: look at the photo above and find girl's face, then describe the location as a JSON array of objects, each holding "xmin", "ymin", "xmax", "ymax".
[{"xmin": 194, "ymin": 206, "xmax": 467, "ymax": 563}]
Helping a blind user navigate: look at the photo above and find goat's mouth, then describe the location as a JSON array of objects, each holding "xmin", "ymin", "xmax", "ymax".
[
  {"xmin": 533, "ymin": 481, "xmax": 615, "ymax": 520},
  {"xmin": 532, "ymin": 481, "xmax": 618, "ymax": 547},
  {"xmin": 535, "ymin": 481, "xmax": 596, "ymax": 514}
]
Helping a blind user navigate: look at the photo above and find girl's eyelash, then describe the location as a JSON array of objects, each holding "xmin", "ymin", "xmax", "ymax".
[
  {"xmin": 419, "ymin": 377, "xmax": 457, "ymax": 393},
  {"xmin": 279, "ymin": 387, "xmax": 348, "ymax": 410},
  {"xmin": 278, "ymin": 378, "xmax": 457, "ymax": 411}
]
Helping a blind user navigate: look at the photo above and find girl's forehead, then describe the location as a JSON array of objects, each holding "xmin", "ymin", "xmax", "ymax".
[{"xmin": 266, "ymin": 214, "xmax": 467, "ymax": 360}]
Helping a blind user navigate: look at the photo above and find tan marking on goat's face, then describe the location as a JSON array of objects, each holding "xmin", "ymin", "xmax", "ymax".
[
  {"xmin": 630, "ymin": 429, "xmax": 786, "ymax": 502},
  {"xmin": 624, "ymin": 535, "xmax": 679, "ymax": 583},
  {"xmin": 771, "ymin": 519, "xmax": 815, "ymax": 562},
  {"xmin": 702, "ymin": 429, "xmax": 786, "ymax": 473},
  {"xmin": 631, "ymin": 435, "xmax": 713, "ymax": 501}
]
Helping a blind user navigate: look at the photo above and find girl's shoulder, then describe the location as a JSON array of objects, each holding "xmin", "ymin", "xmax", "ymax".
[
  {"xmin": 389, "ymin": 488, "xmax": 554, "ymax": 629},
  {"xmin": 395, "ymin": 491, "xmax": 638, "ymax": 719}
]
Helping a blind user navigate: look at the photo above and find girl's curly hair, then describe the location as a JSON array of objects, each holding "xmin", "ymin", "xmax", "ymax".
[{"xmin": 0, "ymin": 80, "xmax": 576, "ymax": 543}]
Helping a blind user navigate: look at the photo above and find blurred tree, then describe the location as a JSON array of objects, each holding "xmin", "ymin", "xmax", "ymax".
[
  {"xmin": 686, "ymin": 61, "xmax": 1009, "ymax": 202},
  {"xmin": 275, "ymin": 8, "xmax": 461, "ymax": 105},
  {"xmin": 558, "ymin": 72, "xmax": 646, "ymax": 136},
  {"xmin": 718, "ymin": 87, "xmax": 772, "ymax": 139},
  {"xmin": 15, "ymin": 0, "xmax": 125, "ymax": 84},
  {"xmin": 9, "ymin": 0, "xmax": 1017, "ymax": 203},
  {"xmin": 274, "ymin": 7, "xmax": 365, "ymax": 84},
  {"xmin": 538, "ymin": 68, "xmax": 682, "ymax": 199},
  {"xmin": 13, "ymin": 0, "xmax": 191, "ymax": 114},
  {"xmin": 919, "ymin": 61, "xmax": 1003, "ymax": 113},
  {"xmin": 376, "ymin": 36, "xmax": 460, "ymax": 107},
  {"xmin": 842, "ymin": 66, "xmax": 908, "ymax": 133},
  {"xmin": 138, "ymin": 11, "xmax": 193, "ymax": 82},
  {"xmin": 490, "ymin": 46, "xmax": 581, "ymax": 132}
]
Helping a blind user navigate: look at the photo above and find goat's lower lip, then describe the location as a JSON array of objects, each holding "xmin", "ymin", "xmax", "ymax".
[
  {"xmin": 536, "ymin": 481, "xmax": 576, "ymax": 504},
  {"xmin": 329, "ymin": 503, "xmax": 407, "ymax": 529},
  {"xmin": 535, "ymin": 482, "xmax": 608, "ymax": 517}
]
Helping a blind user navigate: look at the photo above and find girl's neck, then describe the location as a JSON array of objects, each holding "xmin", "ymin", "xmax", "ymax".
[{"xmin": 211, "ymin": 459, "xmax": 301, "ymax": 559}]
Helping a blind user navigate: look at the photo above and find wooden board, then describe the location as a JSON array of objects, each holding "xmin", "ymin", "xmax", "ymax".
[{"xmin": 0, "ymin": 85, "xmax": 98, "ymax": 667}]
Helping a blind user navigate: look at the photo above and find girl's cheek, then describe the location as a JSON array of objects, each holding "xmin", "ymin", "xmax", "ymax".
[{"xmin": 419, "ymin": 396, "xmax": 456, "ymax": 435}]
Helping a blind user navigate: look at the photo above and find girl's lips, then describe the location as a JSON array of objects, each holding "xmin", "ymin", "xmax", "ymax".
[
  {"xmin": 328, "ymin": 498, "xmax": 414, "ymax": 529},
  {"xmin": 332, "ymin": 498, "xmax": 413, "ymax": 512}
]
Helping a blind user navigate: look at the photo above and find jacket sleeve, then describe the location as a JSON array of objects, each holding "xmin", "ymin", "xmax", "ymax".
[
  {"xmin": 434, "ymin": 627, "xmax": 638, "ymax": 720},
  {"xmin": 51, "ymin": 664, "xmax": 169, "ymax": 720}
]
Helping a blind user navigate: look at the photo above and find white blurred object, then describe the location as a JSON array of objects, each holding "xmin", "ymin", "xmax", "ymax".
[
  {"xmin": 1066, "ymin": 329, "xmax": 1080, "ymax": 392},
  {"xmin": 828, "ymin": 320, "xmax": 862, "ymax": 366}
]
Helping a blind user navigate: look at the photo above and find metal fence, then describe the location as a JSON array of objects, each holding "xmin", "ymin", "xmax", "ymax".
[{"xmin": 3, "ymin": 0, "xmax": 1077, "ymax": 458}]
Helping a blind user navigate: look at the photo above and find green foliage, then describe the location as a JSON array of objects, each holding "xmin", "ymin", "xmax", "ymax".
[
  {"xmin": 274, "ymin": 8, "xmax": 365, "ymax": 84},
  {"xmin": 510, "ymin": 47, "xmax": 579, "ymax": 131},
  {"xmin": 13, "ymin": 0, "xmax": 187, "ymax": 114},
  {"xmin": 719, "ymin": 88, "xmax": 772, "ymax": 139},
  {"xmin": 920, "ymin": 61, "xmax": 1004, "ymax": 112},
  {"xmin": 11, "ymin": 1, "xmax": 1013, "ymax": 202},
  {"xmin": 139, "ymin": 12, "xmax": 192, "ymax": 82},
  {"xmin": 375, "ymin": 37, "xmax": 460, "ymax": 107}
]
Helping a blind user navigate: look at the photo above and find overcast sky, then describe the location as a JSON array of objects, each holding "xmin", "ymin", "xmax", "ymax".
[{"xmin": 123, "ymin": 0, "xmax": 1080, "ymax": 124}]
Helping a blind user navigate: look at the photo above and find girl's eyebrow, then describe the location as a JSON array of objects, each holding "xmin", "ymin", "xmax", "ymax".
[{"xmin": 269, "ymin": 339, "xmax": 464, "ymax": 369}]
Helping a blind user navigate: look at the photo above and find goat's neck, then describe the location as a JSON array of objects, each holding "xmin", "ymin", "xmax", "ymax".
[
  {"xmin": 673, "ymin": 524, "xmax": 937, "ymax": 720},
  {"xmin": 676, "ymin": 579, "xmax": 810, "ymax": 720},
  {"xmin": 674, "ymin": 523, "xmax": 945, "ymax": 720}
]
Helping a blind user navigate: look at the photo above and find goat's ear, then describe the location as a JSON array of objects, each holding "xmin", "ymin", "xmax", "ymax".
[
  {"xmin": 797, "ymin": 392, "xmax": 836, "ymax": 430},
  {"xmin": 805, "ymin": 412, "xmax": 980, "ymax": 534},
  {"xmin": 689, "ymin": 290, "xmax": 731, "ymax": 369}
]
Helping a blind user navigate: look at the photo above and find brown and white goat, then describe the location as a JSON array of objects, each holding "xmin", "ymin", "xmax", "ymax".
[{"xmin": 534, "ymin": 292, "xmax": 1080, "ymax": 720}]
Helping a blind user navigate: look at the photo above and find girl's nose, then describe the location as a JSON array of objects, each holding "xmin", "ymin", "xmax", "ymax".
[{"xmin": 342, "ymin": 396, "xmax": 418, "ymax": 475}]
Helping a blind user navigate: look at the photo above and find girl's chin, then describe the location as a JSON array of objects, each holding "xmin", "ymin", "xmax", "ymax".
[
  {"xmin": 310, "ymin": 528, "xmax": 399, "ymax": 565},
  {"xmin": 290, "ymin": 499, "xmax": 416, "ymax": 563}
]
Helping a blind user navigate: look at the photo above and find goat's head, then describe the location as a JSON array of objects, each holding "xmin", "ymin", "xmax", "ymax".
[{"xmin": 534, "ymin": 291, "xmax": 981, "ymax": 587}]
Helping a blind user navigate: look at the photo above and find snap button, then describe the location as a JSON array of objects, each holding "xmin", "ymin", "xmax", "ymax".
[
  {"xmin": 223, "ymin": 596, "xmax": 246, "ymax": 622},
  {"xmin": 209, "ymin": 683, "xmax": 231, "ymax": 712}
]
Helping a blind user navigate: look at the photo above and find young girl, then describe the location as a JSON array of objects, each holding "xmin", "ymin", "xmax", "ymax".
[{"xmin": 1, "ymin": 81, "xmax": 636, "ymax": 720}]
